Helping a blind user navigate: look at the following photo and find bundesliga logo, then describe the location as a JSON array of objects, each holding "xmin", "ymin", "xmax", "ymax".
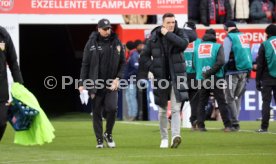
[{"xmin": 0, "ymin": 0, "xmax": 14, "ymax": 11}]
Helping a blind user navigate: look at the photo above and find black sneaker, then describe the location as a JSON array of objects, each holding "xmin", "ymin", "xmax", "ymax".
[
  {"xmin": 198, "ymin": 127, "xmax": 207, "ymax": 132},
  {"xmin": 104, "ymin": 132, "xmax": 116, "ymax": 148},
  {"xmin": 191, "ymin": 120, "xmax": 198, "ymax": 131},
  {"xmin": 256, "ymin": 129, "xmax": 268, "ymax": 133},
  {"xmin": 232, "ymin": 124, "xmax": 240, "ymax": 131},
  {"xmin": 96, "ymin": 138, "xmax": 104, "ymax": 148}
]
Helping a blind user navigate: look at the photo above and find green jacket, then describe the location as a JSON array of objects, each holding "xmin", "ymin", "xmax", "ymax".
[
  {"xmin": 194, "ymin": 41, "xmax": 224, "ymax": 80},
  {"xmin": 183, "ymin": 38, "xmax": 201, "ymax": 74},
  {"xmin": 263, "ymin": 36, "xmax": 276, "ymax": 77},
  {"xmin": 228, "ymin": 32, "xmax": 252, "ymax": 71}
]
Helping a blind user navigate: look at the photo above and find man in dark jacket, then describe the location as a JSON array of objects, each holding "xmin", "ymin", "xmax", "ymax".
[
  {"xmin": 256, "ymin": 24, "xmax": 276, "ymax": 133},
  {"xmin": 138, "ymin": 13, "xmax": 197, "ymax": 148},
  {"xmin": 0, "ymin": 26, "xmax": 23, "ymax": 141},
  {"xmin": 79, "ymin": 19, "xmax": 125, "ymax": 148},
  {"xmin": 194, "ymin": 29, "xmax": 232, "ymax": 132}
]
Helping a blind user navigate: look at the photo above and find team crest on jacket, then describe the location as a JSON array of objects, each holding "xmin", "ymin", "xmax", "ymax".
[
  {"xmin": 198, "ymin": 44, "xmax": 212, "ymax": 58},
  {"xmin": 270, "ymin": 39, "xmax": 276, "ymax": 54},
  {"xmin": 238, "ymin": 34, "xmax": 250, "ymax": 48},
  {"xmin": 116, "ymin": 45, "xmax": 121, "ymax": 55},
  {"xmin": 0, "ymin": 41, "xmax": 5, "ymax": 51}
]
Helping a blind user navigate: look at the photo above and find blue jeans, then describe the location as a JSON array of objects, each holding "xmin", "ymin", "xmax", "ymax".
[{"xmin": 125, "ymin": 84, "xmax": 138, "ymax": 118}]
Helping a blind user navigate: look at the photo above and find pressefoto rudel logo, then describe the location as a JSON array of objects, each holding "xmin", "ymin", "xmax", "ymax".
[{"xmin": 0, "ymin": 0, "xmax": 14, "ymax": 11}]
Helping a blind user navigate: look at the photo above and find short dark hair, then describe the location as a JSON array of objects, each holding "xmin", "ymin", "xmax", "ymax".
[
  {"xmin": 205, "ymin": 28, "xmax": 216, "ymax": 36},
  {"xmin": 134, "ymin": 39, "xmax": 143, "ymax": 48},
  {"xmin": 265, "ymin": 24, "xmax": 276, "ymax": 36},
  {"xmin": 162, "ymin": 13, "xmax": 175, "ymax": 21},
  {"xmin": 126, "ymin": 41, "xmax": 135, "ymax": 50}
]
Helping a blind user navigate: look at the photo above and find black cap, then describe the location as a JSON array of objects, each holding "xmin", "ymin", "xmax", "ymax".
[
  {"xmin": 265, "ymin": 24, "xmax": 276, "ymax": 36},
  {"xmin": 98, "ymin": 19, "xmax": 111, "ymax": 28},
  {"xmin": 224, "ymin": 21, "xmax": 236, "ymax": 28}
]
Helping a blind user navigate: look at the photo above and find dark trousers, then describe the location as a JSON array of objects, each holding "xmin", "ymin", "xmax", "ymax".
[
  {"xmin": 197, "ymin": 85, "xmax": 231, "ymax": 128},
  {"xmin": 137, "ymin": 86, "xmax": 148, "ymax": 120},
  {"xmin": 92, "ymin": 91, "xmax": 118, "ymax": 140},
  {"xmin": 188, "ymin": 88, "xmax": 199, "ymax": 124},
  {"xmin": 0, "ymin": 102, "xmax": 8, "ymax": 141},
  {"xmin": 186, "ymin": 74, "xmax": 199, "ymax": 124},
  {"xmin": 261, "ymin": 85, "xmax": 276, "ymax": 130}
]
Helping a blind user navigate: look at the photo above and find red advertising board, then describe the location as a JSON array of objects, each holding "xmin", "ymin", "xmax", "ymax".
[
  {"xmin": 119, "ymin": 24, "xmax": 266, "ymax": 46},
  {"xmin": 0, "ymin": 0, "xmax": 187, "ymax": 14},
  {"xmin": 196, "ymin": 26, "xmax": 266, "ymax": 45}
]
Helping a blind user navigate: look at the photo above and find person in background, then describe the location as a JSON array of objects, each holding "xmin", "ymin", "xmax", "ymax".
[
  {"xmin": 0, "ymin": 26, "xmax": 24, "ymax": 141},
  {"xmin": 182, "ymin": 22, "xmax": 201, "ymax": 131},
  {"xmin": 79, "ymin": 18, "xmax": 125, "ymax": 148},
  {"xmin": 229, "ymin": 0, "xmax": 250, "ymax": 23},
  {"xmin": 256, "ymin": 24, "xmax": 276, "ymax": 133},
  {"xmin": 138, "ymin": 13, "xmax": 197, "ymax": 148},
  {"xmin": 125, "ymin": 40, "xmax": 144, "ymax": 121},
  {"xmin": 194, "ymin": 29, "xmax": 232, "ymax": 132},
  {"xmin": 200, "ymin": 0, "xmax": 232, "ymax": 26},
  {"xmin": 223, "ymin": 21, "xmax": 252, "ymax": 131},
  {"xmin": 188, "ymin": 0, "xmax": 201, "ymax": 23},
  {"xmin": 123, "ymin": 15, "xmax": 148, "ymax": 24},
  {"xmin": 125, "ymin": 41, "xmax": 135, "ymax": 61},
  {"xmin": 250, "ymin": 0, "xmax": 275, "ymax": 23}
]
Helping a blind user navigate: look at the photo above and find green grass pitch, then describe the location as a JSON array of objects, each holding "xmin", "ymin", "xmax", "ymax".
[{"xmin": 0, "ymin": 113, "xmax": 276, "ymax": 164}]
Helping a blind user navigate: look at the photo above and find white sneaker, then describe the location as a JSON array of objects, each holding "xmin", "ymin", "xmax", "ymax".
[
  {"xmin": 171, "ymin": 135, "xmax": 181, "ymax": 148},
  {"xmin": 160, "ymin": 139, "xmax": 169, "ymax": 148}
]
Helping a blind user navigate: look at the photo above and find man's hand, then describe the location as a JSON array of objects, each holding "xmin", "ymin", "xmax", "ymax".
[
  {"xmin": 202, "ymin": 72, "xmax": 208, "ymax": 79},
  {"xmin": 78, "ymin": 86, "xmax": 84, "ymax": 93},
  {"xmin": 148, "ymin": 72, "xmax": 154, "ymax": 79},
  {"xmin": 108, "ymin": 78, "xmax": 119, "ymax": 91},
  {"xmin": 5, "ymin": 101, "xmax": 11, "ymax": 106},
  {"xmin": 91, "ymin": 94, "xmax": 95, "ymax": 99},
  {"xmin": 161, "ymin": 26, "xmax": 168, "ymax": 36},
  {"xmin": 266, "ymin": 11, "xmax": 272, "ymax": 18},
  {"xmin": 253, "ymin": 64, "xmax": 257, "ymax": 71}
]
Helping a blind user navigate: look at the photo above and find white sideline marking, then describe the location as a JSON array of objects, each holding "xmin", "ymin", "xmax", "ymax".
[
  {"xmin": 119, "ymin": 121, "xmax": 276, "ymax": 135},
  {"xmin": 119, "ymin": 121, "xmax": 159, "ymax": 127}
]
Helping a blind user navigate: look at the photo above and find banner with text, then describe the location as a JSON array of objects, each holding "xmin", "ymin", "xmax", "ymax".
[{"xmin": 0, "ymin": 0, "xmax": 187, "ymax": 14}]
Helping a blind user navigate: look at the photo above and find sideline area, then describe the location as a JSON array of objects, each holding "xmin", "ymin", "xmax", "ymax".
[{"xmin": 0, "ymin": 113, "xmax": 276, "ymax": 164}]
